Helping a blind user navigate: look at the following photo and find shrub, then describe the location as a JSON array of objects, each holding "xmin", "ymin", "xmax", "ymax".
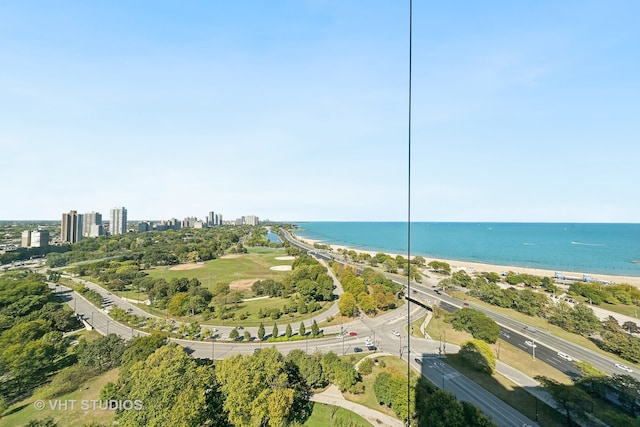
[{"xmin": 358, "ymin": 358, "xmax": 373, "ymax": 375}]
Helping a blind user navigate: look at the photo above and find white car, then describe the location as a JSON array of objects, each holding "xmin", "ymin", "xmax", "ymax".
[
  {"xmin": 557, "ymin": 352, "xmax": 572, "ymax": 362},
  {"xmin": 615, "ymin": 363, "xmax": 633, "ymax": 373},
  {"xmin": 336, "ymin": 334, "xmax": 344, "ymax": 340},
  {"xmin": 524, "ymin": 340, "xmax": 537, "ymax": 348},
  {"xmin": 391, "ymin": 330, "xmax": 400, "ymax": 337}
]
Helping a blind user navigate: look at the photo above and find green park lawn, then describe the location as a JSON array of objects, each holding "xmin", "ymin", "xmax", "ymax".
[
  {"xmin": 303, "ymin": 403, "xmax": 372, "ymax": 426},
  {"xmin": 146, "ymin": 247, "xmax": 293, "ymax": 291},
  {"xmin": 0, "ymin": 369, "xmax": 119, "ymax": 427},
  {"xmin": 343, "ymin": 356, "xmax": 415, "ymax": 421}
]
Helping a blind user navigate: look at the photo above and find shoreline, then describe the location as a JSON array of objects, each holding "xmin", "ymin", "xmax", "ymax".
[{"xmin": 292, "ymin": 233, "xmax": 640, "ymax": 287}]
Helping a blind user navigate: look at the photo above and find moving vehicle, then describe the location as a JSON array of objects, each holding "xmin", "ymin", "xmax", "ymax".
[
  {"xmin": 557, "ymin": 352, "xmax": 572, "ymax": 361},
  {"xmin": 524, "ymin": 340, "xmax": 537, "ymax": 348},
  {"xmin": 615, "ymin": 363, "xmax": 633, "ymax": 373},
  {"xmin": 336, "ymin": 334, "xmax": 344, "ymax": 339},
  {"xmin": 391, "ymin": 330, "xmax": 400, "ymax": 337}
]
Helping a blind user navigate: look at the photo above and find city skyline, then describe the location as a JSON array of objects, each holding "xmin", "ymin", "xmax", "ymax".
[{"xmin": 1, "ymin": 2, "xmax": 639, "ymax": 222}]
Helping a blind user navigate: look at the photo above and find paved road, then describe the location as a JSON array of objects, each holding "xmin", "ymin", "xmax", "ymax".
[
  {"xmin": 401, "ymin": 277, "xmax": 640, "ymax": 381},
  {"xmin": 51, "ymin": 284, "xmax": 144, "ymax": 340}
]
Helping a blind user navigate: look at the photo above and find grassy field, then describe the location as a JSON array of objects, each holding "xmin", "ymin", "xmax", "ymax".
[
  {"xmin": 343, "ymin": 356, "xmax": 416, "ymax": 421},
  {"xmin": 146, "ymin": 247, "xmax": 293, "ymax": 291},
  {"xmin": 303, "ymin": 403, "xmax": 372, "ymax": 426},
  {"xmin": 1, "ymin": 369, "xmax": 119, "ymax": 427},
  {"xmin": 426, "ymin": 314, "xmax": 571, "ymax": 384}
]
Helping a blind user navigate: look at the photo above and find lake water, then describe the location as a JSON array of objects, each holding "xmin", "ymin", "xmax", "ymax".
[{"xmin": 292, "ymin": 222, "xmax": 640, "ymax": 277}]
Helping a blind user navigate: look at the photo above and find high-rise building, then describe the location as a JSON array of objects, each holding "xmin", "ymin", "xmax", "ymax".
[
  {"xmin": 61, "ymin": 210, "xmax": 83, "ymax": 243},
  {"xmin": 31, "ymin": 230, "xmax": 49, "ymax": 248},
  {"xmin": 110, "ymin": 207, "xmax": 127, "ymax": 235},
  {"xmin": 207, "ymin": 211, "xmax": 215, "ymax": 226},
  {"xmin": 245, "ymin": 215, "xmax": 259, "ymax": 226},
  {"xmin": 82, "ymin": 211, "xmax": 103, "ymax": 237},
  {"xmin": 21, "ymin": 230, "xmax": 31, "ymax": 247}
]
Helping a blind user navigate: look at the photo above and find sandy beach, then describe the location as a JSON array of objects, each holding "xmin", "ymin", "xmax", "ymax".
[{"xmin": 292, "ymin": 233, "xmax": 640, "ymax": 287}]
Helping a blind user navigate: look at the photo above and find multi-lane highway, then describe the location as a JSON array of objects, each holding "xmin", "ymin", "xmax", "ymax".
[{"xmin": 408, "ymin": 282, "xmax": 640, "ymax": 381}]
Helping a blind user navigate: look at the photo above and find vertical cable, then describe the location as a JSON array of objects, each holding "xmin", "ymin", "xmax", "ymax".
[{"xmin": 406, "ymin": 0, "xmax": 413, "ymax": 425}]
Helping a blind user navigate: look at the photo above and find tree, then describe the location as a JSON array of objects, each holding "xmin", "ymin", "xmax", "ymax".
[
  {"xmin": 412, "ymin": 255, "xmax": 426, "ymax": 267},
  {"xmin": 285, "ymin": 324, "xmax": 292, "ymax": 338},
  {"xmin": 357, "ymin": 292, "xmax": 377, "ymax": 315},
  {"xmin": 258, "ymin": 322, "xmax": 265, "ymax": 340},
  {"xmin": 428, "ymin": 260, "xmax": 451, "ymax": 275},
  {"xmin": 25, "ymin": 418, "xmax": 59, "ymax": 427},
  {"xmin": 77, "ymin": 333, "xmax": 126, "ymax": 372},
  {"xmin": 217, "ymin": 347, "xmax": 298, "ymax": 427},
  {"xmin": 311, "ymin": 320, "xmax": 320, "ymax": 337},
  {"xmin": 229, "ymin": 328, "xmax": 239, "ymax": 340},
  {"xmin": 418, "ymin": 390, "xmax": 466, "ymax": 426},
  {"xmin": 452, "ymin": 270, "xmax": 472, "ymax": 287},
  {"xmin": 447, "ymin": 308, "xmax": 499, "ymax": 343},
  {"xmin": 338, "ymin": 292, "xmax": 358, "ymax": 317},
  {"xmin": 298, "ymin": 322, "xmax": 306, "ymax": 337},
  {"xmin": 383, "ymin": 259, "xmax": 398, "ymax": 273},
  {"xmin": 622, "ymin": 321, "xmax": 640, "ymax": 334},
  {"xmin": 113, "ymin": 343, "xmax": 228, "ymax": 427},
  {"xmin": 285, "ymin": 349, "xmax": 325, "ymax": 389},
  {"xmin": 536, "ymin": 376, "xmax": 591, "ymax": 426},
  {"xmin": 459, "ymin": 340, "xmax": 496, "ymax": 374},
  {"xmin": 272, "ymin": 323, "xmax": 279, "ymax": 339}
]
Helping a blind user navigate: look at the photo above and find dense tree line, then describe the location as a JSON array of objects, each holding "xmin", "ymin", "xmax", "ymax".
[
  {"xmin": 461, "ymin": 273, "xmax": 640, "ymax": 365},
  {"xmin": 46, "ymin": 226, "xmax": 251, "ymax": 269},
  {"xmin": 569, "ymin": 282, "xmax": 640, "ymax": 306},
  {"xmin": 0, "ymin": 272, "xmax": 81, "ymax": 400},
  {"xmin": 373, "ymin": 366, "xmax": 496, "ymax": 426},
  {"xmin": 334, "ymin": 265, "xmax": 402, "ymax": 317}
]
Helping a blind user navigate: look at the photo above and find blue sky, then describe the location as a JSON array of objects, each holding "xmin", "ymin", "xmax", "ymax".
[{"xmin": 1, "ymin": 1, "xmax": 639, "ymax": 222}]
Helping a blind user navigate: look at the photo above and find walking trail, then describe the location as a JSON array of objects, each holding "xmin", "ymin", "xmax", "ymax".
[{"xmin": 310, "ymin": 384, "xmax": 404, "ymax": 427}]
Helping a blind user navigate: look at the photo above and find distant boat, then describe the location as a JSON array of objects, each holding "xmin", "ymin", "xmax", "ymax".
[{"xmin": 632, "ymin": 260, "xmax": 640, "ymax": 264}]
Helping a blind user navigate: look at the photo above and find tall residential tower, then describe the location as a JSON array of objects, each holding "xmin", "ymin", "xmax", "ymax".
[
  {"xmin": 61, "ymin": 210, "xmax": 83, "ymax": 243},
  {"xmin": 109, "ymin": 207, "xmax": 127, "ymax": 235}
]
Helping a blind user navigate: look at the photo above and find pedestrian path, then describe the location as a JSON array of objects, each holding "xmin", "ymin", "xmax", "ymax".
[{"xmin": 310, "ymin": 385, "xmax": 404, "ymax": 427}]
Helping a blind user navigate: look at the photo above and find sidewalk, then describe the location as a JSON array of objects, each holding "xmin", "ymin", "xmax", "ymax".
[{"xmin": 310, "ymin": 385, "xmax": 404, "ymax": 427}]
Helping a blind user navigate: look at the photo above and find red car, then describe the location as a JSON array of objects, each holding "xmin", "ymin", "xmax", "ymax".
[{"xmin": 349, "ymin": 331, "xmax": 358, "ymax": 337}]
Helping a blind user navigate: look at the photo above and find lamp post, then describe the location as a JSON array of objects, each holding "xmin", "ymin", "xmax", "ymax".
[
  {"xmin": 107, "ymin": 320, "xmax": 110, "ymax": 335},
  {"xmin": 443, "ymin": 330, "xmax": 446, "ymax": 355},
  {"xmin": 532, "ymin": 339, "xmax": 536, "ymax": 360}
]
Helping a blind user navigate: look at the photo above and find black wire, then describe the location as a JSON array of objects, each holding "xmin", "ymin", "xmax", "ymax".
[{"xmin": 406, "ymin": 0, "xmax": 413, "ymax": 425}]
